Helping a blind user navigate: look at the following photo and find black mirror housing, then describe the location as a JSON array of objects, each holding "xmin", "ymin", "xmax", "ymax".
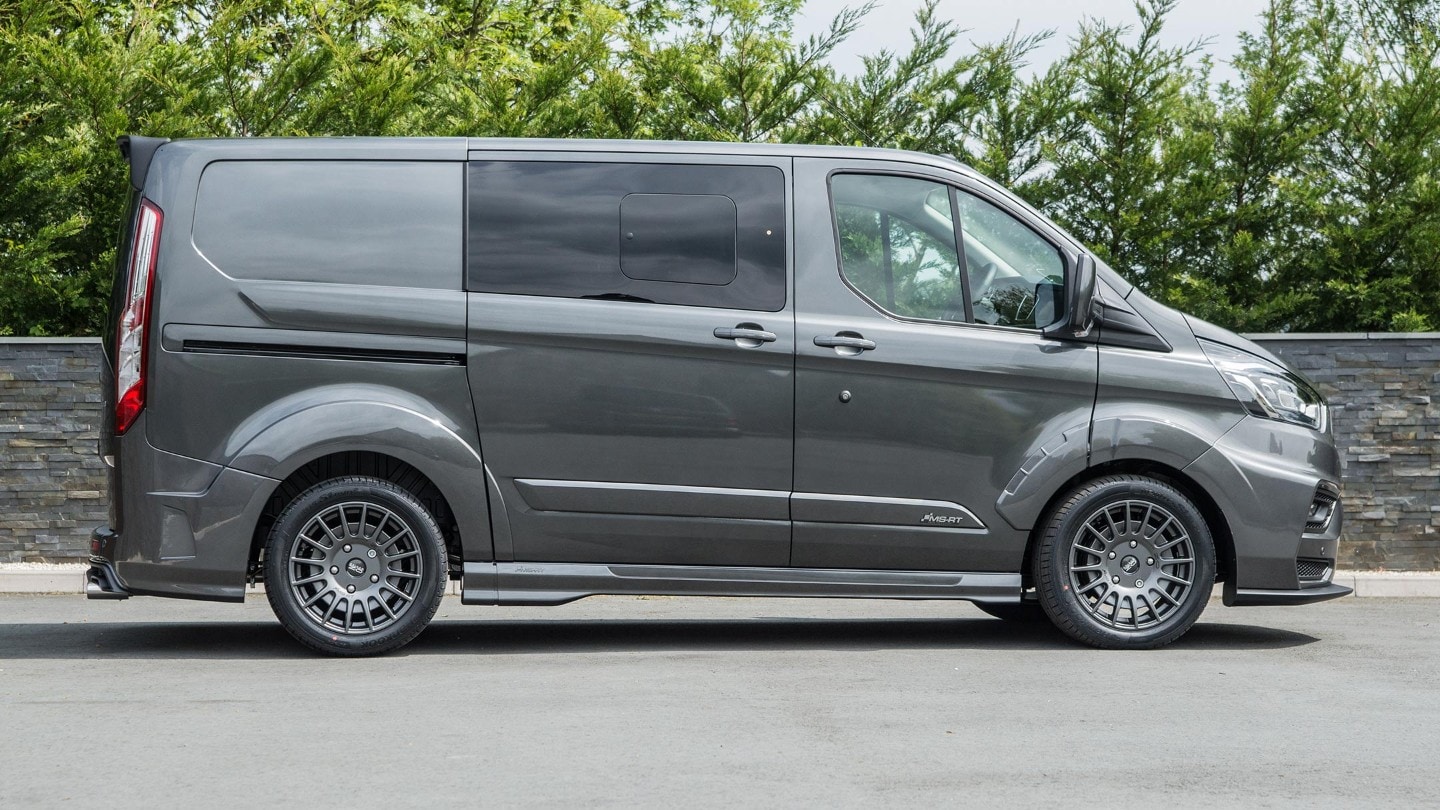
[{"xmin": 1044, "ymin": 252, "xmax": 1098, "ymax": 339}]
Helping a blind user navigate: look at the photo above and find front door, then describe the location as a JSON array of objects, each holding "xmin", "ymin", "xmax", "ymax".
[
  {"xmin": 465, "ymin": 154, "xmax": 794, "ymax": 567},
  {"xmin": 791, "ymin": 158, "xmax": 1098, "ymax": 572}
]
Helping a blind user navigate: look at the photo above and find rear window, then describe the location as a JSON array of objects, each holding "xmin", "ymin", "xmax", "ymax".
[
  {"xmin": 192, "ymin": 161, "xmax": 462, "ymax": 289},
  {"xmin": 467, "ymin": 161, "xmax": 785, "ymax": 310}
]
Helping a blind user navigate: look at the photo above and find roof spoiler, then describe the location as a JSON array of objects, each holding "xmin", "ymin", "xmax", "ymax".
[{"xmin": 117, "ymin": 135, "xmax": 170, "ymax": 191}]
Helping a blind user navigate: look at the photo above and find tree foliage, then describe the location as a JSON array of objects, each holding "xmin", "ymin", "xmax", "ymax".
[{"xmin": 2, "ymin": 0, "xmax": 1439, "ymax": 335}]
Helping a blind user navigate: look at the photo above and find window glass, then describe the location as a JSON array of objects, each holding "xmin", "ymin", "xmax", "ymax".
[
  {"xmin": 193, "ymin": 161, "xmax": 462, "ymax": 289},
  {"xmin": 831, "ymin": 174, "xmax": 967, "ymax": 324},
  {"xmin": 468, "ymin": 162, "xmax": 785, "ymax": 311},
  {"xmin": 620, "ymin": 194, "xmax": 737, "ymax": 285},
  {"xmin": 955, "ymin": 190, "xmax": 1066, "ymax": 329}
]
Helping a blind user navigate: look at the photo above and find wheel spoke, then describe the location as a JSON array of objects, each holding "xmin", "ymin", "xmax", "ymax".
[
  {"xmin": 379, "ymin": 528, "xmax": 412, "ymax": 551},
  {"xmin": 1103, "ymin": 508, "xmax": 1122, "ymax": 540},
  {"xmin": 382, "ymin": 583, "xmax": 414, "ymax": 603},
  {"xmin": 1138, "ymin": 592, "xmax": 1160, "ymax": 621},
  {"xmin": 320, "ymin": 595, "xmax": 342, "ymax": 626},
  {"xmin": 1146, "ymin": 516, "xmax": 1175, "ymax": 543},
  {"xmin": 1155, "ymin": 534, "xmax": 1188, "ymax": 551}
]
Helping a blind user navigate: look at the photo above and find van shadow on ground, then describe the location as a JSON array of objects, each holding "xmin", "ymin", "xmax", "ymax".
[{"xmin": 0, "ymin": 616, "xmax": 1317, "ymax": 660}]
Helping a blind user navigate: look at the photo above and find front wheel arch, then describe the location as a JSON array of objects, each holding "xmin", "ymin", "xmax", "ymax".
[{"xmin": 1019, "ymin": 460, "xmax": 1234, "ymax": 592}]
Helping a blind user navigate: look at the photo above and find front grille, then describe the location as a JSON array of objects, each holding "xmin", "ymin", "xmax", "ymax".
[
  {"xmin": 1297, "ymin": 557, "xmax": 1333, "ymax": 583},
  {"xmin": 1305, "ymin": 489, "xmax": 1338, "ymax": 533}
]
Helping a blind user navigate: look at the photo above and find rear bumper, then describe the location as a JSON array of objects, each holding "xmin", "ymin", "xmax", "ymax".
[
  {"xmin": 95, "ymin": 415, "xmax": 278, "ymax": 603},
  {"xmin": 86, "ymin": 528, "xmax": 130, "ymax": 599},
  {"xmin": 1225, "ymin": 582, "xmax": 1353, "ymax": 606}
]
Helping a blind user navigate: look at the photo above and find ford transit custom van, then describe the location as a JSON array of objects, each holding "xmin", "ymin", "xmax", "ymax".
[{"xmin": 90, "ymin": 136, "xmax": 1349, "ymax": 654}]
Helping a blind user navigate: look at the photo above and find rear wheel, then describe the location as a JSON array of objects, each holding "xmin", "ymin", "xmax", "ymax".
[
  {"xmin": 265, "ymin": 476, "xmax": 446, "ymax": 656},
  {"xmin": 1034, "ymin": 475, "xmax": 1215, "ymax": 649}
]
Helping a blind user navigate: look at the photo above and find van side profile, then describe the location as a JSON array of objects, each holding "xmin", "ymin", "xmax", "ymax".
[{"xmin": 91, "ymin": 136, "xmax": 1349, "ymax": 655}]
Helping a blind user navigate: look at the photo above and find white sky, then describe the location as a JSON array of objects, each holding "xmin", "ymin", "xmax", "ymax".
[{"xmin": 795, "ymin": 0, "xmax": 1273, "ymax": 85}]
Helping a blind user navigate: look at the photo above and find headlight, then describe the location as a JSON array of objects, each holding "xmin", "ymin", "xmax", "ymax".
[{"xmin": 1199, "ymin": 339, "xmax": 1328, "ymax": 431}]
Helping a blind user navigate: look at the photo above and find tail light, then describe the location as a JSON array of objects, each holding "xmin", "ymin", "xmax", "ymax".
[{"xmin": 115, "ymin": 199, "xmax": 162, "ymax": 434}]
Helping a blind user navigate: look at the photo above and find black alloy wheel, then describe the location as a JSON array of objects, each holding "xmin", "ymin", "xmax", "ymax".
[
  {"xmin": 265, "ymin": 476, "xmax": 447, "ymax": 656},
  {"xmin": 1034, "ymin": 475, "xmax": 1216, "ymax": 649}
]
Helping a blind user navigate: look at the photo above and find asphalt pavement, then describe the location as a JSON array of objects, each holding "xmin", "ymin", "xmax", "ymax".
[{"xmin": 1, "ymin": 594, "xmax": 1436, "ymax": 808}]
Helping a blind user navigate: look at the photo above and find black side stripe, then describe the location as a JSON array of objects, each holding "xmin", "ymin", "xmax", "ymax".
[{"xmin": 181, "ymin": 340, "xmax": 465, "ymax": 366}]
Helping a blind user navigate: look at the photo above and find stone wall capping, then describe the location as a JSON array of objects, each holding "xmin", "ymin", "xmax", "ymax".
[
  {"xmin": 1243, "ymin": 332, "xmax": 1440, "ymax": 341},
  {"xmin": 0, "ymin": 337, "xmax": 103, "ymax": 344}
]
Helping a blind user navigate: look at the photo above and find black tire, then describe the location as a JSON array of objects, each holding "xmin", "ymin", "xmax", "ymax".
[
  {"xmin": 973, "ymin": 601, "xmax": 1048, "ymax": 622},
  {"xmin": 1034, "ymin": 475, "xmax": 1215, "ymax": 649},
  {"xmin": 265, "ymin": 476, "xmax": 447, "ymax": 656}
]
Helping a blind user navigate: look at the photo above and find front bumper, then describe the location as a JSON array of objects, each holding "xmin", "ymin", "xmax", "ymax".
[
  {"xmin": 1225, "ymin": 582, "xmax": 1353, "ymax": 606},
  {"xmin": 1184, "ymin": 416, "xmax": 1350, "ymax": 603}
]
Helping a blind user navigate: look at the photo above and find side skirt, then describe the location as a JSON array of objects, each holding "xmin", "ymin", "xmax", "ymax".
[{"xmin": 461, "ymin": 562, "xmax": 1021, "ymax": 606}]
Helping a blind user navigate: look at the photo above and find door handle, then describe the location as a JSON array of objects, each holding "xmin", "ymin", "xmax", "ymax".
[
  {"xmin": 714, "ymin": 325, "xmax": 777, "ymax": 346},
  {"xmin": 814, "ymin": 333, "xmax": 876, "ymax": 353}
]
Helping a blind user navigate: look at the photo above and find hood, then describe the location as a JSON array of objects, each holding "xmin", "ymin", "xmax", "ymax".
[{"xmin": 1183, "ymin": 314, "xmax": 1293, "ymax": 370}]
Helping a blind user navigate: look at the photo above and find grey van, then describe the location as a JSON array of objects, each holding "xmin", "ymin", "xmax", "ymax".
[{"xmin": 90, "ymin": 135, "xmax": 1349, "ymax": 655}]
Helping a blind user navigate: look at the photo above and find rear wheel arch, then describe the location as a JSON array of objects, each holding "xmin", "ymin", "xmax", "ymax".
[{"xmin": 248, "ymin": 451, "xmax": 471, "ymax": 584}]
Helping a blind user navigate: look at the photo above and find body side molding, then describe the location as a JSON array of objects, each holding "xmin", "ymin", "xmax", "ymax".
[{"xmin": 462, "ymin": 562, "xmax": 1021, "ymax": 606}]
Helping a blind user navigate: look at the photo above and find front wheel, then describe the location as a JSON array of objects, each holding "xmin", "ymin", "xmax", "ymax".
[
  {"xmin": 265, "ymin": 476, "xmax": 447, "ymax": 656},
  {"xmin": 1034, "ymin": 475, "xmax": 1216, "ymax": 649}
]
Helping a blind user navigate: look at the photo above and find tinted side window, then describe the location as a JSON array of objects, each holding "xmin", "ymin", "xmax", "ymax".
[
  {"xmin": 467, "ymin": 161, "xmax": 785, "ymax": 310},
  {"xmin": 831, "ymin": 174, "xmax": 967, "ymax": 324},
  {"xmin": 955, "ymin": 191, "xmax": 1066, "ymax": 330},
  {"xmin": 193, "ymin": 161, "xmax": 462, "ymax": 289}
]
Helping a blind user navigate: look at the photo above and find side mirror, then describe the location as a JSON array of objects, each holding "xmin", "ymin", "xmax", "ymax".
[{"xmin": 1043, "ymin": 252, "xmax": 1098, "ymax": 340}]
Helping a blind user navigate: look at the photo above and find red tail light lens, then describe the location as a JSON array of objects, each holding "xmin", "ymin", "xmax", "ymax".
[{"xmin": 116, "ymin": 199, "xmax": 162, "ymax": 434}]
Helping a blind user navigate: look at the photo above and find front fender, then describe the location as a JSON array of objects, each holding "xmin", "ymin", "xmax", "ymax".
[{"xmin": 226, "ymin": 386, "xmax": 493, "ymax": 561}]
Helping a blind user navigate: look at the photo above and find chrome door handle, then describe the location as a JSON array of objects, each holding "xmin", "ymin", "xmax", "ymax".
[
  {"xmin": 814, "ymin": 333, "xmax": 876, "ymax": 352},
  {"xmin": 714, "ymin": 325, "xmax": 777, "ymax": 345}
]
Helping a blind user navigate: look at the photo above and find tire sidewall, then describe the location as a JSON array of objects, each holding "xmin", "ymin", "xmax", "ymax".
[
  {"xmin": 265, "ymin": 477, "xmax": 447, "ymax": 656},
  {"xmin": 1036, "ymin": 476, "xmax": 1216, "ymax": 649}
]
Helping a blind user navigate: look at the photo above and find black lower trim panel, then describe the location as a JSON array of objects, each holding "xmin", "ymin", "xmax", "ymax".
[
  {"xmin": 462, "ymin": 562, "xmax": 1022, "ymax": 606},
  {"xmin": 1225, "ymin": 583, "xmax": 1352, "ymax": 607}
]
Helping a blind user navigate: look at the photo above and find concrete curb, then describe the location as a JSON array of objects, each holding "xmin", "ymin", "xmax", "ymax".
[{"xmin": 2, "ymin": 564, "xmax": 1440, "ymax": 597}]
